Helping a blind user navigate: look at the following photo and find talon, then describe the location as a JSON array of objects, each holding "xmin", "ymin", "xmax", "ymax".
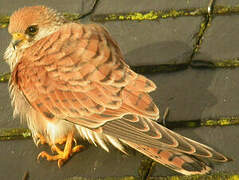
[
  {"xmin": 36, "ymin": 139, "xmax": 41, "ymax": 147},
  {"xmin": 36, "ymin": 133, "xmax": 47, "ymax": 146},
  {"xmin": 37, "ymin": 131, "xmax": 84, "ymax": 167},
  {"xmin": 73, "ymin": 138, "xmax": 77, "ymax": 146},
  {"xmin": 58, "ymin": 159, "xmax": 64, "ymax": 168},
  {"xmin": 37, "ymin": 151, "xmax": 49, "ymax": 160}
]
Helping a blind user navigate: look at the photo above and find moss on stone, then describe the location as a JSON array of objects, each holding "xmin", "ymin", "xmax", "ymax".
[
  {"xmin": 64, "ymin": 174, "xmax": 239, "ymax": 180},
  {"xmin": 0, "ymin": 72, "xmax": 10, "ymax": 83},
  {"xmin": 0, "ymin": 15, "xmax": 9, "ymax": 28},
  {"xmin": 202, "ymin": 117, "xmax": 239, "ymax": 126},
  {"xmin": 91, "ymin": 8, "xmax": 208, "ymax": 22},
  {"xmin": 138, "ymin": 158, "xmax": 154, "ymax": 179},
  {"xmin": 214, "ymin": 59, "xmax": 239, "ymax": 68},
  {"xmin": 214, "ymin": 6, "xmax": 239, "ymax": 15},
  {"xmin": 0, "ymin": 128, "xmax": 31, "ymax": 141},
  {"xmin": 63, "ymin": 13, "xmax": 82, "ymax": 21},
  {"xmin": 191, "ymin": 15, "xmax": 212, "ymax": 59},
  {"xmin": 149, "ymin": 173, "xmax": 239, "ymax": 180},
  {"xmin": 65, "ymin": 177, "xmax": 136, "ymax": 180}
]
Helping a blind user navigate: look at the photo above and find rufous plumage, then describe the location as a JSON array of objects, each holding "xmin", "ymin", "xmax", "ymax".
[{"xmin": 4, "ymin": 6, "xmax": 230, "ymax": 175}]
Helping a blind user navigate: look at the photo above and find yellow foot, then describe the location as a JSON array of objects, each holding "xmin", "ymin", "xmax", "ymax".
[
  {"xmin": 36, "ymin": 134, "xmax": 77, "ymax": 146},
  {"xmin": 36, "ymin": 133, "xmax": 47, "ymax": 146},
  {"xmin": 37, "ymin": 132, "xmax": 84, "ymax": 168}
]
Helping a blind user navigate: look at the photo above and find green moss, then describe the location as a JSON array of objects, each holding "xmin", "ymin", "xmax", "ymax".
[
  {"xmin": 228, "ymin": 175, "xmax": 239, "ymax": 180},
  {"xmin": 0, "ymin": 15, "xmax": 9, "ymax": 28},
  {"xmin": 92, "ymin": 8, "xmax": 208, "ymax": 22},
  {"xmin": 65, "ymin": 177, "xmax": 136, "ymax": 180},
  {"xmin": 214, "ymin": 59, "xmax": 239, "ymax": 68},
  {"xmin": 65, "ymin": 173, "xmax": 239, "ymax": 180},
  {"xmin": 202, "ymin": 117, "xmax": 239, "ymax": 126},
  {"xmin": 214, "ymin": 6, "xmax": 239, "ymax": 15},
  {"xmin": 0, "ymin": 128, "xmax": 31, "ymax": 141},
  {"xmin": 63, "ymin": 13, "xmax": 82, "ymax": 21},
  {"xmin": 138, "ymin": 158, "xmax": 154, "ymax": 179},
  {"xmin": 0, "ymin": 72, "xmax": 10, "ymax": 83}
]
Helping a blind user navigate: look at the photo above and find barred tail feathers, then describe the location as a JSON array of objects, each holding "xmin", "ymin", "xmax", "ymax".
[{"xmin": 125, "ymin": 141, "xmax": 211, "ymax": 175}]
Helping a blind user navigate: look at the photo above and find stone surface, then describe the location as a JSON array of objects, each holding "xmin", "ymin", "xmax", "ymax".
[
  {"xmin": 151, "ymin": 125, "xmax": 238, "ymax": 177},
  {"xmin": 0, "ymin": 0, "xmax": 96, "ymax": 15},
  {"xmin": 102, "ymin": 17, "xmax": 201, "ymax": 66},
  {"xmin": 193, "ymin": 15, "xmax": 239, "ymax": 63},
  {"xmin": 216, "ymin": 0, "xmax": 239, "ymax": 6},
  {"xmin": 200, "ymin": 68, "xmax": 239, "ymax": 120},
  {"xmin": 0, "ymin": 139, "xmax": 141, "ymax": 180},
  {"xmin": 94, "ymin": 0, "xmax": 210, "ymax": 14},
  {"xmin": 148, "ymin": 68, "xmax": 216, "ymax": 122},
  {"xmin": 0, "ymin": 83, "xmax": 23, "ymax": 129},
  {"xmin": 147, "ymin": 68, "xmax": 239, "ymax": 122},
  {"xmin": 0, "ymin": 28, "xmax": 11, "ymax": 73}
]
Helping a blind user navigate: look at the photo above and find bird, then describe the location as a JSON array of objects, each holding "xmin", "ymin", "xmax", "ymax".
[{"xmin": 3, "ymin": 5, "xmax": 229, "ymax": 175}]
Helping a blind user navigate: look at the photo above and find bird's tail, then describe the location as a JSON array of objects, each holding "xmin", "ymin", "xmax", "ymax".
[{"xmin": 125, "ymin": 141, "xmax": 211, "ymax": 175}]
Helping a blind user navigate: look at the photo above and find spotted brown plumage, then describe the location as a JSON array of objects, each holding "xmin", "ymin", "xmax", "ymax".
[{"xmin": 4, "ymin": 5, "xmax": 230, "ymax": 174}]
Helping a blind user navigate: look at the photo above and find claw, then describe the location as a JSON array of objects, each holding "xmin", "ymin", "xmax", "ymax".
[
  {"xmin": 36, "ymin": 134, "xmax": 47, "ymax": 147},
  {"xmin": 37, "ymin": 131, "xmax": 84, "ymax": 168},
  {"xmin": 73, "ymin": 138, "xmax": 77, "ymax": 146}
]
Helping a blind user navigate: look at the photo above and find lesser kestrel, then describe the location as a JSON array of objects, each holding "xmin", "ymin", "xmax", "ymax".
[{"xmin": 4, "ymin": 6, "xmax": 229, "ymax": 175}]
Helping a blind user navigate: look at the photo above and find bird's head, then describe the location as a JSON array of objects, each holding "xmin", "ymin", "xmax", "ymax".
[
  {"xmin": 8, "ymin": 6, "xmax": 65, "ymax": 50},
  {"xmin": 4, "ymin": 6, "xmax": 66, "ymax": 69}
]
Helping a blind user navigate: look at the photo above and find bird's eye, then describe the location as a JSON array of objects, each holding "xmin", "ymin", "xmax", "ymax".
[{"xmin": 25, "ymin": 25, "xmax": 39, "ymax": 36}]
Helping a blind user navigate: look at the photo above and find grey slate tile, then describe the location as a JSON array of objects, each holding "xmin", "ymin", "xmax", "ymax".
[
  {"xmin": 151, "ymin": 126, "xmax": 237, "ymax": 177},
  {"xmin": 216, "ymin": 0, "xmax": 239, "ymax": 6},
  {"xmin": 147, "ymin": 68, "xmax": 239, "ymax": 122},
  {"xmin": 94, "ymin": 0, "xmax": 209, "ymax": 14},
  {"xmin": 0, "ymin": 82, "xmax": 23, "ymax": 129},
  {"xmin": 0, "ymin": 139, "xmax": 141, "ymax": 180},
  {"xmin": 147, "ymin": 68, "xmax": 217, "ymax": 122},
  {"xmin": 200, "ymin": 68, "xmax": 239, "ymax": 120},
  {"xmin": 0, "ymin": 0, "xmax": 96, "ymax": 15},
  {"xmin": 192, "ymin": 15, "xmax": 239, "ymax": 63},
  {"xmin": 0, "ymin": 28, "xmax": 10, "ymax": 73},
  {"xmin": 102, "ymin": 17, "xmax": 201, "ymax": 66}
]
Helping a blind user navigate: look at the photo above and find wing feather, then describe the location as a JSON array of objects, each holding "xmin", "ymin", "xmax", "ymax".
[
  {"xmin": 13, "ymin": 22, "xmax": 158, "ymax": 125},
  {"xmin": 11, "ymin": 22, "xmax": 228, "ymax": 164}
]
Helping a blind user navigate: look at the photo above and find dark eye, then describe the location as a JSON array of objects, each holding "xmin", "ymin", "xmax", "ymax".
[{"xmin": 25, "ymin": 25, "xmax": 38, "ymax": 36}]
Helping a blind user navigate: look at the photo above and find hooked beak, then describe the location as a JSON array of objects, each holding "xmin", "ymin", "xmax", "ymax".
[{"xmin": 11, "ymin": 33, "xmax": 27, "ymax": 49}]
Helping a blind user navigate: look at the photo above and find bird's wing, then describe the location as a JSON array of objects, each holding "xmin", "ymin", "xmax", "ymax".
[
  {"xmin": 12, "ymin": 22, "xmax": 159, "ymax": 128},
  {"xmin": 12, "ymin": 23, "xmax": 228, "ymax": 162}
]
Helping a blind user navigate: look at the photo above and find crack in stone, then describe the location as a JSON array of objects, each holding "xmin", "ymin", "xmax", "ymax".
[{"xmin": 189, "ymin": 0, "xmax": 216, "ymax": 63}]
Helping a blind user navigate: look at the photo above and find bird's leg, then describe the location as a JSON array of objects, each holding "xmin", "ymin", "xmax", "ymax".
[
  {"xmin": 36, "ymin": 133, "xmax": 47, "ymax": 146},
  {"xmin": 36, "ymin": 134, "xmax": 68, "ymax": 146},
  {"xmin": 37, "ymin": 131, "xmax": 84, "ymax": 168}
]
